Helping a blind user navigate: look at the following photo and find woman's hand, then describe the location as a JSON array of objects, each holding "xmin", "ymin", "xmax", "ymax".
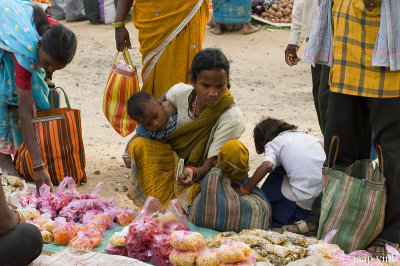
[
  {"xmin": 285, "ymin": 44, "xmax": 300, "ymax": 66},
  {"xmin": 363, "ymin": 0, "xmax": 377, "ymax": 11},
  {"xmin": 231, "ymin": 182, "xmax": 246, "ymax": 196},
  {"xmin": 115, "ymin": 27, "xmax": 131, "ymax": 52},
  {"xmin": 123, "ymin": 154, "xmax": 131, "ymax": 168},
  {"xmin": 178, "ymin": 168, "xmax": 194, "ymax": 186},
  {"xmin": 33, "ymin": 168, "xmax": 52, "ymax": 193}
]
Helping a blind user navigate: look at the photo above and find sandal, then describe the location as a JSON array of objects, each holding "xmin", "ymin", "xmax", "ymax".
[
  {"xmin": 366, "ymin": 238, "xmax": 400, "ymax": 258},
  {"xmin": 282, "ymin": 220, "xmax": 318, "ymax": 237}
]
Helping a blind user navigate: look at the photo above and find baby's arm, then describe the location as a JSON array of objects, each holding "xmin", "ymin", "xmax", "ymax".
[
  {"xmin": 244, "ymin": 161, "xmax": 273, "ymax": 192},
  {"xmin": 162, "ymin": 100, "xmax": 176, "ymax": 116}
]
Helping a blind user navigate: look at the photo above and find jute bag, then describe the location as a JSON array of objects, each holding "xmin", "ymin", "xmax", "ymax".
[
  {"xmin": 103, "ymin": 48, "xmax": 139, "ymax": 137},
  {"xmin": 14, "ymin": 88, "xmax": 87, "ymax": 186},
  {"xmin": 188, "ymin": 168, "xmax": 271, "ymax": 233},
  {"xmin": 317, "ymin": 136, "xmax": 386, "ymax": 253}
]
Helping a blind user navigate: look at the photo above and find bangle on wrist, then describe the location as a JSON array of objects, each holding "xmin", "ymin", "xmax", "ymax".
[
  {"xmin": 240, "ymin": 184, "xmax": 252, "ymax": 195},
  {"xmin": 33, "ymin": 163, "xmax": 45, "ymax": 172},
  {"xmin": 113, "ymin": 21, "xmax": 126, "ymax": 28},
  {"xmin": 184, "ymin": 166, "xmax": 196, "ymax": 179},
  {"xmin": 122, "ymin": 153, "xmax": 130, "ymax": 158}
]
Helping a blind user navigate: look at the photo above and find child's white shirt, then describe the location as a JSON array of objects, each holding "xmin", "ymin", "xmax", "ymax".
[{"xmin": 263, "ymin": 130, "xmax": 326, "ymax": 210}]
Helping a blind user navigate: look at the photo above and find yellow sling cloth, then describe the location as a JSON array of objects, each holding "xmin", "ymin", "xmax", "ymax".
[{"xmin": 132, "ymin": 0, "xmax": 209, "ymax": 98}]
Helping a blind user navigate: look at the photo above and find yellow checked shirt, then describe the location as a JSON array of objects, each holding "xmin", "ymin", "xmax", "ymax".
[{"xmin": 331, "ymin": 0, "xmax": 400, "ymax": 98}]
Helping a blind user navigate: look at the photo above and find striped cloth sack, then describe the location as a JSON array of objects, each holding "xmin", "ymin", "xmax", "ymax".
[
  {"xmin": 188, "ymin": 168, "xmax": 271, "ymax": 233},
  {"xmin": 103, "ymin": 48, "xmax": 139, "ymax": 137},
  {"xmin": 14, "ymin": 88, "xmax": 86, "ymax": 186},
  {"xmin": 318, "ymin": 136, "xmax": 387, "ymax": 253}
]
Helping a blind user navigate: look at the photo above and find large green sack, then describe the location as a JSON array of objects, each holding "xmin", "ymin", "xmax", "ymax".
[{"xmin": 318, "ymin": 136, "xmax": 387, "ymax": 253}]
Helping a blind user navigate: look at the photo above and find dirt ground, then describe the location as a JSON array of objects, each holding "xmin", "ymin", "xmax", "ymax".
[{"xmin": 52, "ymin": 20, "xmax": 322, "ymax": 208}]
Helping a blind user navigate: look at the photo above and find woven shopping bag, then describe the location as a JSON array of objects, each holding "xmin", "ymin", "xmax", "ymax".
[
  {"xmin": 14, "ymin": 87, "xmax": 86, "ymax": 186},
  {"xmin": 103, "ymin": 48, "xmax": 139, "ymax": 137},
  {"xmin": 188, "ymin": 168, "xmax": 271, "ymax": 232},
  {"xmin": 317, "ymin": 136, "xmax": 387, "ymax": 253}
]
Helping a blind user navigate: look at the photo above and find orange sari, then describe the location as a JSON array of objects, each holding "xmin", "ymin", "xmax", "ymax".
[{"xmin": 132, "ymin": 0, "xmax": 209, "ymax": 98}]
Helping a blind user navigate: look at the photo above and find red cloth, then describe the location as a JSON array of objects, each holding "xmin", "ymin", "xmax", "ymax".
[
  {"xmin": 12, "ymin": 53, "xmax": 32, "ymax": 91},
  {"xmin": 46, "ymin": 13, "xmax": 59, "ymax": 26}
]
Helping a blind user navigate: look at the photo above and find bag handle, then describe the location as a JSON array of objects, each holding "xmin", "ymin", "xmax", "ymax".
[
  {"xmin": 375, "ymin": 145, "xmax": 384, "ymax": 173},
  {"xmin": 327, "ymin": 135, "xmax": 340, "ymax": 168},
  {"xmin": 54, "ymin": 86, "xmax": 72, "ymax": 109},
  {"xmin": 114, "ymin": 47, "xmax": 134, "ymax": 67}
]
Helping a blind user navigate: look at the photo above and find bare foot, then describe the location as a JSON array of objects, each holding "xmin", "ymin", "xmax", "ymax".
[
  {"xmin": 242, "ymin": 23, "xmax": 260, "ymax": 35},
  {"xmin": 210, "ymin": 23, "xmax": 223, "ymax": 35},
  {"xmin": 0, "ymin": 153, "xmax": 21, "ymax": 177},
  {"xmin": 207, "ymin": 15, "xmax": 215, "ymax": 28}
]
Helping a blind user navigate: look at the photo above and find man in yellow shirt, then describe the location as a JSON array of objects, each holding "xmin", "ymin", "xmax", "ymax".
[{"xmin": 325, "ymin": 0, "xmax": 400, "ymax": 254}]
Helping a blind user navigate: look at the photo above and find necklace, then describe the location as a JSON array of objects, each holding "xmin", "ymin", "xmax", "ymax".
[{"xmin": 192, "ymin": 94, "xmax": 198, "ymax": 118}]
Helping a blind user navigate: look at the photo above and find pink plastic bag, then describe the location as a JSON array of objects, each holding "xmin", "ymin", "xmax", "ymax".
[
  {"xmin": 80, "ymin": 182, "xmax": 104, "ymax": 199},
  {"xmin": 126, "ymin": 216, "xmax": 161, "ymax": 253},
  {"xmin": 38, "ymin": 184, "xmax": 56, "ymax": 218},
  {"xmin": 160, "ymin": 199, "xmax": 190, "ymax": 234},
  {"xmin": 52, "ymin": 177, "xmax": 74, "ymax": 211},
  {"xmin": 105, "ymin": 243, "xmax": 127, "ymax": 256},
  {"xmin": 127, "ymin": 250, "xmax": 152, "ymax": 262},
  {"xmin": 152, "ymin": 234, "xmax": 173, "ymax": 257},
  {"xmin": 134, "ymin": 196, "xmax": 166, "ymax": 222}
]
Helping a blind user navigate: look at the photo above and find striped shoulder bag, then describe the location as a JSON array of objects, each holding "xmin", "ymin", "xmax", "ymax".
[
  {"xmin": 14, "ymin": 87, "xmax": 86, "ymax": 186},
  {"xmin": 317, "ymin": 136, "xmax": 387, "ymax": 253}
]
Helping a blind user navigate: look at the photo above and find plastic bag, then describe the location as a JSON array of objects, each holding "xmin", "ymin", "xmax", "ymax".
[
  {"xmin": 69, "ymin": 226, "xmax": 103, "ymax": 250},
  {"xmin": 89, "ymin": 213, "xmax": 114, "ymax": 231},
  {"xmin": 217, "ymin": 242, "xmax": 252, "ymax": 263},
  {"xmin": 38, "ymin": 184, "xmax": 56, "ymax": 218},
  {"xmin": 169, "ymin": 249, "xmax": 198, "ymax": 266},
  {"xmin": 105, "ymin": 243, "xmax": 127, "ymax": 256},
  {"xmin": 116, "ymin": 208, "xmax": 134, "ymax": 226},
  {"xmin": 170, "ymin": 231, "xmax": 205, "ymax": 251},
  {"xmin": 220, "ymin": 256, "xmax": 256, "ymax": 266},
  {"xmin": 41, "ymin": 229, "xmax": 54, "ymax": 244},
  {"xmin": 52, "ymin": 177, "xmax": 75, "ymax": 211},
  {"xmin": 80, "ymin": 182, "xmax": 104, "ymax": 199},
  {"xmin": 53, "ymin": 221, "xmax": 79, "ymax": 246},
  {"xmin": 134, "ymin": 196, "xmax": 166, "ymax": 222},
  {"xmin": 18, "ymin": 181, "xmax": 31, "ymax": 208},
  {"xmin": 160, "ymin": 199, "xmax": 190, "ymax": 234},
  {"xmin": 129, "ymin": 216, "xmax": 161, "ymax": 244},
  {"xmin": 196, "ymin": 249, "xmax": 219, "ymax": 266},
  {"xmin": 127, "ymin": 249, "xmax": 152, "ymax": 262},
  {"xmin": 22, "ymin": 207, "xmax": 40, "ymax": 220},
  {"xmin": 152, "ymin": 234, "xmax": 173, "ymax": 257},
  {"xmin": 109, "ymin": 226, "xmax": 129, "ymax": 247},
  {"xmin": 151, "ymin": 254, "xmax": 172, "ymax": 266}
]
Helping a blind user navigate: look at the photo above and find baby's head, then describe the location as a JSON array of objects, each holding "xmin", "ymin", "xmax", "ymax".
[
  {"xmin": 253, "ymin": 117, "xmax": 298, "ymax": 154},
  {"xmin": 127, "ymin": 92, "xmax": 168, "ymax": 132}
]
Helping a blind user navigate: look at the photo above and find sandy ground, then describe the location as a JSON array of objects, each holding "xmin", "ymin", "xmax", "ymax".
[{"xmin": 51, "ymin": 20, "xmax": 322, "ymax": 208}]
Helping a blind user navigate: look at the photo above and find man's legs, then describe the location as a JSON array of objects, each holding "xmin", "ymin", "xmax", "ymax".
[
  {"xmin": 308, "ymin": 92, "xmax": 371, "ymax": 230},
  {"xmin": 368, "ymin": 97, "xmax": 400, "ymax": 244},
  {"xmin": 318, "ymin": 65, "xmax": 330, "ymax": 135}
]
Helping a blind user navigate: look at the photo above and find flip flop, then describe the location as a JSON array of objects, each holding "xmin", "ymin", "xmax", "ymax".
[{"xmin": 282, "ymin": 220, "xmax": 318, "ymax": 237}]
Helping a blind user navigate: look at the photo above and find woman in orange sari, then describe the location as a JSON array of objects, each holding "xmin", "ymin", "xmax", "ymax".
[{"xmin": 114, "ymin": 0, "xmax": 209, "ymax": 98}]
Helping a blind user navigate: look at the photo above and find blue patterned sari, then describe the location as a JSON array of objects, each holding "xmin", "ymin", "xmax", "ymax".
[
  {"xmin": 0, "ymin": 0, "xmax": 50, "ymax": 154},
  {"xmin": 212, "ymin": 0, "xmax": 252, "ymax": 25}
]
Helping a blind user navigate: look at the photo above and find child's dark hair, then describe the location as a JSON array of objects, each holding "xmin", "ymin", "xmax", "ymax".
[
  {"xmin": 32, "ymin": 6, "xmax": 77, "ymax": 64},
  {"xmin": 190, "ymin": 48, "xmax": 231, "ymax": 89},
  {"xmin": 253, "ymin": 117, "xmax": 298, "ymax": 154},
  {"xmin": 127, "ymin": 92, "xmax": 157, "ymax": 119}
]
